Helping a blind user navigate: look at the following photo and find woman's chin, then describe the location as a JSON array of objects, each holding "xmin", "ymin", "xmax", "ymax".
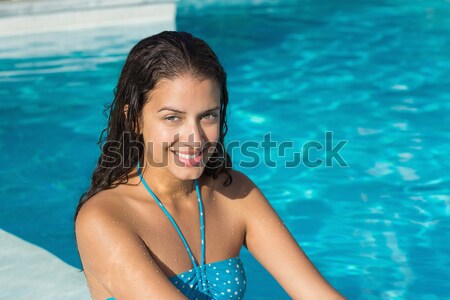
[{"xmin": 169, "ymin": 166, "xmax": 205, "ymax": 181}]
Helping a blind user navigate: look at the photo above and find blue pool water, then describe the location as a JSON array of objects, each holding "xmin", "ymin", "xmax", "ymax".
[{"xmin": 1, "ymin": 1, "xmax": 449, "ymax": 299}]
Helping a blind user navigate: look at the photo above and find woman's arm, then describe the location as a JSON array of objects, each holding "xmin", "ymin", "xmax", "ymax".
[
  {"xmin": 75, "ymin": 195, "xmax": 188, "ymax": 300},
  {"xmin": 234, "ymin": 171, "xmax": 346, "ymax": 300}
]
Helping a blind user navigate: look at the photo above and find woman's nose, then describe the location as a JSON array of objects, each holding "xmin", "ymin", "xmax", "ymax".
[{"xmin": 180, "ymin": 120, "xmax": 205, "ymax": 149}]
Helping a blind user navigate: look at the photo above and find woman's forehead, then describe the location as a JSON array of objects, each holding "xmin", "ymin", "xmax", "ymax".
[{"xmin": 146, "ymin": 76, "xmax": 220, "ymax": 111}]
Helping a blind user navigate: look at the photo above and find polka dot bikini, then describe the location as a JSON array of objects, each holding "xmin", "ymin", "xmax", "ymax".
[{"xmin": 125, "ymin": 161, "xmax": 247, "ymax": 300}]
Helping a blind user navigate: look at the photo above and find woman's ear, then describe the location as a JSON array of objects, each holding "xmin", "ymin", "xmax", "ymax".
[
  {"xmin": 123, "ymin": 104, "xmax": 129, "ymax": 120},
  {"xmin": 124, "ymin": 104, "xmax": 142, "ymax": 135}
]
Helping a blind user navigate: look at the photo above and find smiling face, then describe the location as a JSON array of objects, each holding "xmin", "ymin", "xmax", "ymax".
[{"xmin": 139, "ymin": 74, "xmax": 221, "ymax": 180}]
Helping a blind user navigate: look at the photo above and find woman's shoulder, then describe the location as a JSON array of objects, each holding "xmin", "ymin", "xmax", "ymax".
[
  {"xmin": 210, "ymin": 168, "xmax": 260, "ymax": 199},
  {"xmin": 75, "ymin": 187, "xmax": 135, "ymax": 235},
  {"xmin": 78, "ymin": 188, "xmax": 121, "ymax": 213}
]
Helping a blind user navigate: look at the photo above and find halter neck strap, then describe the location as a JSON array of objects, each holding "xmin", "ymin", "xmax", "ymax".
[{"xmin": 136, "ymin": 160, "xmax": 206, "ymax": 268}]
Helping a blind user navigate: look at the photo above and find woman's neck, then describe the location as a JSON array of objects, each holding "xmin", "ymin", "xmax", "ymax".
[{"xmin": 135, "ymin": 162, "xmax": 198, "ymax": 207}]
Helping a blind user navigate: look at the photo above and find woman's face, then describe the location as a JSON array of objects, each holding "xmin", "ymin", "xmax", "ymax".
[{"xmin": 140, "ymin": 74, "xmax": 221, "ymax": 180}]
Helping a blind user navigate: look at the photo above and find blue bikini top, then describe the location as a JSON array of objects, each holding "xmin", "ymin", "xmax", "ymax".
[{"xmin": 106, "ymin": 160, "xmax": 246, "ymax": 300}]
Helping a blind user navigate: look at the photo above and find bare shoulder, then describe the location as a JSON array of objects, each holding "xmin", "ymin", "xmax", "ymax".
[
  {"xmin": 209, "ymin": 169, "xmax": 270, "ymax": 227},
  {"xmin": 75, "ymin": 189, "xmax": 128, "ymax": 234},
  {"xmin": 77, "ymin": 188, "xmax": 123, "ymax": 213},
  {"xmin": 75, "ymin": 189, "xmax": 188, "ymax": 300},
  {"xmin": 219, "ymin": 172, "xmax": 347, "ymax": 300},
  {"xmin": 211, "ymin": 168, "xmax": 261, "ymax": 200},
  {"xmin": 74, "ymin": 189, "xmax": 136, "ymax": 276}
]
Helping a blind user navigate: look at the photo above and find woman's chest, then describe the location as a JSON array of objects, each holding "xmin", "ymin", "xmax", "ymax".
[{"xmin": 127, "ymin": 187, "xmax": 246, "ymax": 278}]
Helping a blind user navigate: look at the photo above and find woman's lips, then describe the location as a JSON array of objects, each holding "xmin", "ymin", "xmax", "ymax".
[{"xmin": 172, "ymin": 149, "xmax": 205, "ymax": 167}]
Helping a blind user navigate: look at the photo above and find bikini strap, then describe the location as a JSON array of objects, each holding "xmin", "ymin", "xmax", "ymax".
[
  {"xmin": 136, "ymin": 160, "xmax": 205, "ymax": 268},
  {"xmin": 196, "ymin": 175, "xmax": 206, "ymax": 266}
]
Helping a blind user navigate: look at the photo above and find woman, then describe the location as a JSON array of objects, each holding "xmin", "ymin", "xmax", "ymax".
[{"xmin": 74, "ymin": 31, "xmax": 346, "ymax": 300}]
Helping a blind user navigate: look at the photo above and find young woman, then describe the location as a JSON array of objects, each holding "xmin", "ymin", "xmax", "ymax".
[{"xmin": 74, "ymin": 31, "xmax": 346, "ymax": 300}]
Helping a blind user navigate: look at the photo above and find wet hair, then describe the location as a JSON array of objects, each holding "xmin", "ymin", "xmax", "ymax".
[{"xmin": 74, "ymin": 31, "xmax": 233, "ymax": 224}]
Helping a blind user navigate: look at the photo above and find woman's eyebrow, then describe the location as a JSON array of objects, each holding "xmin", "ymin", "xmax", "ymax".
[
  {"xmin": 157, "ymin": 106, "xmax": 185, "ymax": 114},
  {"xmin": 204, "ymin": 105, "xmax": 220, "ymax": 112},
  {"xmin": 157, "ymin": 105, "xmax": 220, "ymax": 114}
]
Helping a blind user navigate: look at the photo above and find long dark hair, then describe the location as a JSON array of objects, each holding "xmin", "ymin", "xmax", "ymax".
[{"xmin": 74, "ymin": 31, "xmax": 233, "ymax": 224}]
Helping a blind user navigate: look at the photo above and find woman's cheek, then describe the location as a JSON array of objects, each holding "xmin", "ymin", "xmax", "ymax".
[{"xmin": 208, "ymin": 124, "xmax": 220, "ymax": 143}]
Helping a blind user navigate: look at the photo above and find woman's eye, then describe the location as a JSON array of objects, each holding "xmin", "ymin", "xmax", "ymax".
[
  {"xmin": 165, "ymin": 115, "xmax": 180, "ymax": 122},
  {"xmin": 203, "ymin": 113, "xmax": 218, "ymax": 120}
]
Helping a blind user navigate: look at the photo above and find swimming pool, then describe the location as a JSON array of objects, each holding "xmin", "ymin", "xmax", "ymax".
[{"xmin": 1, "ymin": 0, "xmax": 449, "ymax": 299}]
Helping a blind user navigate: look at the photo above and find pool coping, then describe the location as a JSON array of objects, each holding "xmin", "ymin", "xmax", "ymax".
[
  {"xmin": 0, "ymin": 228, "xmax": 90, "ymax": 299},
  {"xmin": 0, "ymin": 0, "xmax": 177, "ymax": 36}
]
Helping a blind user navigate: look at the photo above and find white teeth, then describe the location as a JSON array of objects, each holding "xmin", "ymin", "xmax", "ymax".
[{"xmin": 175, "ymin": 151, "xmax": 201, "ymax": 159}]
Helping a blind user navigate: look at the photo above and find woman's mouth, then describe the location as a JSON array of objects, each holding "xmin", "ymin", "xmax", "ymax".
[{"xmin": 172, "ymin": 149, "xmax": 205, "ymax": 167}]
